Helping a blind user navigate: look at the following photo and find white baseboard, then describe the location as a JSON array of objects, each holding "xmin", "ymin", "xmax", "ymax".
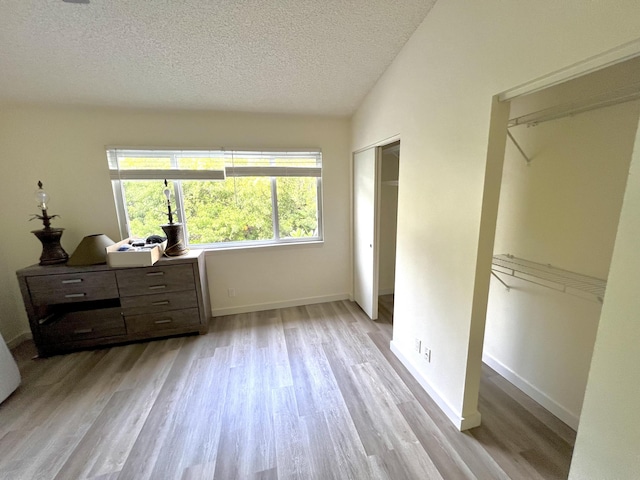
[
  {"xmin": 7, "ymin": 331, "xmax": 32, "ymax": 350},
  {"xmin": 482, "ymin": 352, "xmax": 579, "ymax": 430},
  {"xmin": 390, "ymin": 341, "xmax": 481, "ymax": 431},
  {"xmin": 211, "ymin": 293, "xmax": 351, "ymax": 317}
]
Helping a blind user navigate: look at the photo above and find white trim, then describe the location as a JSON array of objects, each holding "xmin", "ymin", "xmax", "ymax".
[
  {"xmin": 499, "ymin": 38, "xmax": 640, "ymax": 101},
  {"xmin": 110, "ymin": 169, "xmax": 226, "ymax": 180},
  {"xmin": 202, "ymin": 239, "xmax": 324, "ymax": 253},
  {"xmin": 225, "ymin": 166, "xmax": 321, "ymax": 177},
  {"xmin": 390, "ymin": 341, "xmax": 481, "ymax": 431},
  {"xmin": 105, "ymin": 145, "xmax": 322, "ymax": 154},
  {"xmin": 482, "ymin": 352, "xmax": 579, "ymax": 430},
  {"xmin": 7, "ymin": 331, "xmax": 32, "ymax": 350},
  {"xmin": 353, "ymin": 134, "xmax": 401, "ymax": 155},
  {"xmin": 211, "ymin": 293, "xmax": 350, "ymax": 317}
]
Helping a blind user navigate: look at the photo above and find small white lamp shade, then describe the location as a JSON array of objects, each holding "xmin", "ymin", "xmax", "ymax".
[{"xmin": 67, "ymin": 234, "xmax": 116, "ymax": 266}]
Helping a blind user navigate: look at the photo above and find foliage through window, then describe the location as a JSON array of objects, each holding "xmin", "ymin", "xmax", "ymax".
[{"xmin": 108, "ymin": 149, "xmax": 323, "ymax": 247}]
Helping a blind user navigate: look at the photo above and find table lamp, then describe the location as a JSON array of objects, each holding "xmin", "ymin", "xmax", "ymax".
[
  {"xmin": 161, "ymin": 179, "xmax": 188, "ymax": 256},
  {"xmin": 30, "ymin": 181, "xmax": 69, "ymax": 265}
]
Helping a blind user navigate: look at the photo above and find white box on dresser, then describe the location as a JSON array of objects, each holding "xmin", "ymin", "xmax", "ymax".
[{"xmin": 106, "ymin": 238, "xmax": 167, "ymax": 267}]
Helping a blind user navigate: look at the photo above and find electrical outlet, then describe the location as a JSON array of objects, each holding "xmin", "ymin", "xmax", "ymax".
[
  {"xmin": 414, "ymin": 338, "xmax": 421, "ymax": 353},
  {"xmin": 228, "ymin": 288, "xmax": 236, "ymax": 297},
  {"xmin": 423, "ymin": 348, "xmax": 431, "ymax": 363}
]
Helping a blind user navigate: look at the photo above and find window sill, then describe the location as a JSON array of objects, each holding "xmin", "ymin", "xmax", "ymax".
[{"xmin": 196, "ymin": 239, "xmax": 325, "ymax": 255}]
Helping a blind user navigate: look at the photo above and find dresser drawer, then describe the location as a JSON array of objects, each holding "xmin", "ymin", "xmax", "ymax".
[
  {"xmin": 39, "ymin": 307, "xmax": 125, "ymax": 344},
  {"xmin": 116, "ymin": 264, "xmax": 195, "ymax": 297},
  {"xmin": 28, "ymin": 271, "xmax": 118, "ymax": 306},
  {"xmin": 125, "ymin": 308, "xmax": 200, "ymax": 334},
  {"xmin": 120, "ymin": 290, "xmax": 198, "ymax": 315}
]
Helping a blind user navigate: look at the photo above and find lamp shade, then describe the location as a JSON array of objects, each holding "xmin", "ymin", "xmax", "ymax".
[{"xmin": 67, "ymin": 234, "xmax": 115, "ymax": 266}]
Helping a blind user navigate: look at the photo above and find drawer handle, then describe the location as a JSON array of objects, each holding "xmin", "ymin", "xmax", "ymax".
[
  {"xmin": 148, "ymin": 285, "xmax": 167, "ymax": 290},
  {"xmin": 151, "ymin": 300, "xmax": 170, "ymax": 306},
  {"xmin": 74, "ymin": 328, "xmax": 93, "ymax": 334},
  {"xmin": 38, "ymin": 313, "xmax": 57, "ymax": 325},
  {"xmin": 146, "ymin": 272, "xmax": 164, "ymax": 277},
  {"xmin": 154, "ymin": 319, "xmax": 172, "ymax": 325},
  {"xmin": 62, "ymin": 279, "xmax": 83, "ymax": 284},
  {"xmin": 64, "ymin": 293, "xmax": 86, "ymax": 298}
]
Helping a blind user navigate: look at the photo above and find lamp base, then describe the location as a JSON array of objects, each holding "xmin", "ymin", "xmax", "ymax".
[
  {"xmin": 161, "ymin": 223, "xmax": 189, "ymax": 256},
  {"xmin": 32, "ymin": 228, "xmax": 69, "ymax": 265}
]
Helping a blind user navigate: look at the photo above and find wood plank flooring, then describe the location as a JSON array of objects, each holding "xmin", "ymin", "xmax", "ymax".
[{"xmin": 0, "ymin": 300, "xmax": 574, "ymax": 479}]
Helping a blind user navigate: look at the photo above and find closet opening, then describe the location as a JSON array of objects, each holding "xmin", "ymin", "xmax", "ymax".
[
  {"xmin": 378, "ymin": 141, "xmax": 400, "ymax": 324},
  {"xmin": 352, "ymin": 140, "xmax": 400, "ymax": 324},
  {"xmin": 481, "ymin": 54, "xmax": 640, "ymax": 439}
]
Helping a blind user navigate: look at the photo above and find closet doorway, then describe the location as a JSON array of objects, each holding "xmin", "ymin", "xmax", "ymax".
[
  {"xmin": 482, "ymin": 54, "xmax": 640, "ymax": 431},
  {"xmin": 353, "ymin": 141, "xmax": 400, "ymax": 321}
]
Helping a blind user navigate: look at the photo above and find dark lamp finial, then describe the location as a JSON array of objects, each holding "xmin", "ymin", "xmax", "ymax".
[{"xmin": 163, "ymin": 179, "xmax": 175, "ymax": 224}]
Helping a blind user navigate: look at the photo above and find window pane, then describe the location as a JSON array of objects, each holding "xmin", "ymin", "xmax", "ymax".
[
  {"xmin": 271, "ymin": 155, "xmax": 320, "ymax": 168},
  {"xmin": 226, "ymin": 154, "xmax": 263, "ymax": 167},
  {"xmin": 182, "ymin": 178, "xmax": 273, "ymax": 244},
  {"xmin": 277, "ymin": 177, "xmax": 319, "ymax": 238},
  {"xmin": 177, "ymin": 156, "xmax": 225, "ymax": 170},
  {"xmin": 122, "ymin": 180, "xmax": 167, "ymax": 239},
  {"xmin": 226, "ymin": 152, "xmax": 320, "ymax": 169},
  {"xmin": 119, "ymin": 157, "xmax": 171, "ymax": 169}
]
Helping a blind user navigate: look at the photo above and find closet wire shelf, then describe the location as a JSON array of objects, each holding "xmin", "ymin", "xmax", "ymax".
[{"xmin": 491, "ymin": 254, "xmax": 606, "ymax": 303}]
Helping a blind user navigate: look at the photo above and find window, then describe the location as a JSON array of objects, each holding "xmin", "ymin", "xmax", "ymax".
[{"xmin": 107, "ymin": 149, "xmax": 323, "ymax": 248}]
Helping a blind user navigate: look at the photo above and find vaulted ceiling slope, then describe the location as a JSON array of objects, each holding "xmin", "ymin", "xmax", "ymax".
[{"xmin": 0, "ymin": 0, "xmax": 437, "ymax": 116}]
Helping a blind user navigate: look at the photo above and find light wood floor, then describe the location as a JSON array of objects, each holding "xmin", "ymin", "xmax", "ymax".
[{"xmin": 0, "ymin": 300, "xmax": 575, "ymax": 479}]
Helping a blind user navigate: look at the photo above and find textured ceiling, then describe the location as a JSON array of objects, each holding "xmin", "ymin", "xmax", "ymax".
[{"xmin": 0, "ymin": 0, "xmax": 436, "ymax": 116}]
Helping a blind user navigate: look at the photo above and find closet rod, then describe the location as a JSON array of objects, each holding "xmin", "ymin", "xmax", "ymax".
[{"xmin": 508, "ymin": 82, "xmax": 640, "ymax": 128}]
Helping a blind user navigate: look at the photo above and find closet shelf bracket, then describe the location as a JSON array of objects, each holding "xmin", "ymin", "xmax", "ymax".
[
  {"xmin": 491, "ymin": 270, "xmax": 511, "ymax": 291},
  {"xmin": 506, "ymin": 130, "xmax": 531, "ymax": 165}
]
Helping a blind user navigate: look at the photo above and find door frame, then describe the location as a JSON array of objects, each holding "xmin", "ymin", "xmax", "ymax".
[{"xmin": 350, "ymin": 135, "xmax": 401, "ymax": 318}]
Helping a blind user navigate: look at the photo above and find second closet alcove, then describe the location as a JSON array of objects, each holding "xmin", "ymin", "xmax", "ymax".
[{"xmin": 484, "ymin": 56, "xmax": 640, "ymax": 430}]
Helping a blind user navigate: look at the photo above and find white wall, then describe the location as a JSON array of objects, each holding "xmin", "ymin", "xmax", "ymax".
[
  {"xmin": 569, "ymin": 109, "xmax": 640, "ymax": 480},
  {"xmin": 484, "ymin": 101, "xmax": 639, "ymax": 428},
  {"xmin": 351, "ymin": 0, "xmax": 640, "ymax": 434},
  {"xmin": 0, "ymin": 105, "xmax": 351, "ymax": 343}
]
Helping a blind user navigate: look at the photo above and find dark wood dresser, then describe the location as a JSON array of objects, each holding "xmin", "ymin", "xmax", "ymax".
[{"xmin": 16, "ymin": 250, "xmax": 210, "ymax": 357}]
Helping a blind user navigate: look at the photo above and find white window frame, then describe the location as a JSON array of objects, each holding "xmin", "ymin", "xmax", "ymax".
[{"xmin": 107, "ymin": 148, "xmax": 324, "ymax": 249}]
